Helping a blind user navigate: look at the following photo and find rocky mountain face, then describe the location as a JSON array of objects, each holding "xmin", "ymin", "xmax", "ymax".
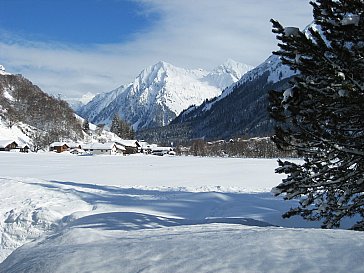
[
  {"xmin": 137, "ymin": 55, "xmax": 296, "ymax": 144},
  {"xmin": 78, "ymin": 60, "xmax": 253, "ymax": 131}
]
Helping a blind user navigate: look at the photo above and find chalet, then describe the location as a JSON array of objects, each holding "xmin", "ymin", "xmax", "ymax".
[
  {"xmin": 139, "ymin": 143, "xmax": 158, "ymax": 154},
  {"xmin": 151, "ymin": 146, "xmax": 175, "ymax": 156},
  {"xmin": 49, "ymin": 142, "xmax": 70, "ymax": 153},
  {"xmin": 83, "ymin": 142, "xmax": 125, "ymax": 155},
  {"xmin": 18, "ymin": 144, "xmax": 30, "ymax": 153},
  {"xmin": 0, "ymin": 140, "xmax": 18, "ymax": 151},
  {"xmin": 49, "ymin": 142, "xmax": 82, "ymax": 153},
  {"xmin": 115, "ymin": 140, "xmax": 140, "ymax": 154}
]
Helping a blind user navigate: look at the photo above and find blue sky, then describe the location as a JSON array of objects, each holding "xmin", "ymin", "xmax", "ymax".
[
  {"xmin": 0, "ymin": 0, "xmax": 158, "ymax": 44},
  {"xmin": 0, "ymin": 0, "xmax": 313, "ymax": 99}
]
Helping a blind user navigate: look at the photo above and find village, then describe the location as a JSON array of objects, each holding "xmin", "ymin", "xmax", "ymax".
[{"xmin": 0, "ymin": 139, "xmax": 176, "ymax": 156}]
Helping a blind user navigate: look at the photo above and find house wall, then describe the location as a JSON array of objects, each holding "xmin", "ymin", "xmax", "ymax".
[
  {"xmin": 88, "ymin": 149, "xmax": 112, "ymax": 155},
  {"xmin": 51, "ymin": 145, "xmax": 69, "ymax": 153},
  {"xmin": 0, "ymin": 142, "xmax": 18, "ymax": 151}
]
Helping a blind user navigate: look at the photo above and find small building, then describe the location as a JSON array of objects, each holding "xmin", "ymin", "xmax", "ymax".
[
  {"xmin": 83, "ymin": 142, "xmax": 125, "ymax": 155},
  {"xmin": 115, "ymin": 140, "xmax": 140, "ymax": 154},
  {"xmin": 49, "ymin": 142, "xmax": 70, "ymax": 153},
  {"xmin": 151, "ymin": 146, "xmax": 174, "ymax": 156},
  {"xmin": 19, "ymin": 144, "xmax": 30, "ymax": 153},
  {"xmin": 49, "ymin": 142, "xmax": 82, "ymax": 153},
  {"xmin": 139, "ymin": 143, "xmax": 157, "ymax": 154},
  {"xmin": 0, "ymin": 140, "xmax": 18, "ymax": 151},
  {"xmin": 67, "ymin": 142, "xmax": 82, "ymax": 150}
]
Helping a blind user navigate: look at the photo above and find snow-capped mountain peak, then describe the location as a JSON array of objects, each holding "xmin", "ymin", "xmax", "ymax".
[
  {"xmin": 78, "ymin": 59, "xmax": 253, "ymax": 131},
  {"xmin": 202, "ymin": 59, "xmax": 253, "ymax": 90},
  {"xmin": 215, "ymin": 59, "xmax": 253, "ymax": 81}
]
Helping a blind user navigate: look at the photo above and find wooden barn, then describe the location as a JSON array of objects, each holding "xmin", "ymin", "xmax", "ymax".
[
  {"xmin": 0, "ymin": 140, "xmax": 18, "ymax": 151},
  {"xmin": 49, "ymin": 142, "xmax": 70, "ymax": 153}
]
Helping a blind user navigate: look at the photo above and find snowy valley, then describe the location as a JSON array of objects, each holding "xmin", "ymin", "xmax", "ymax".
[
  {"xmin": 0, "ymin": 6, "xmax": 363, "ymax": 270},
  {"xmin": 0, "ymin": 153, "xmax": 363, "ymax": 273}
]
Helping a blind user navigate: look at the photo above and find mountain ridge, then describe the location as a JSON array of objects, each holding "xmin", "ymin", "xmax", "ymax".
[
  {"xmin": 137, "ymin": 55, "xmax": 295, "ymax": 143},
  {"xmin": 78, "ymin": 60, "xmax": 253, "ymax": 130}
]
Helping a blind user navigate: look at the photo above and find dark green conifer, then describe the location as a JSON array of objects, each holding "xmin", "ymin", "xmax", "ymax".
[{"xmin": 269, "ymin": 0, "xmax": 364, "ymax": 230}]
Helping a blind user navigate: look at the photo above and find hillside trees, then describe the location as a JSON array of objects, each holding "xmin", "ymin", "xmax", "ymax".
[
  {"xmin": 0, "ymin": 74, "xmax": 83, "ymax": 146},
  {"xmin": 110, "ymin": 114, "xmax": 135, "ymax": 139},
  {"xmin": 269, "ymin": 0, "xmax": 364, "ymax": 229}
]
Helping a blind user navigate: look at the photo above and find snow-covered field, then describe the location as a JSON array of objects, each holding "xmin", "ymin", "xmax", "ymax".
[{"xmin": 0, "ymin": 153, "xmax": 362, "ymax": 272}]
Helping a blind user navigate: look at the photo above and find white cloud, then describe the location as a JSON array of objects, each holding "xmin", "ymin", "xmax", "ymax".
[{"xmin": 0, "ymin": 0, "xmax": 313, "ymax": 98}]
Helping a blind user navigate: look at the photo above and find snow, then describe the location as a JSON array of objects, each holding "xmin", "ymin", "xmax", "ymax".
[
  {"xmin": 284, "ymin": 27, "xmax": 300, "ymax": 37},
  {"xmin": 0, "ymin": 153, "xmax": 361, "ymax": 271},
  {"xmin": 135, "ymin": 61, "xmax": 221, "ymax": 115},
  {"xmin": 79, "ymin": 60, "xmax": 252, "ymax": 130},
  {"xmin": 202, "ymin": 59, "xmax": 253, "ymax": 90},
  {"xmin": 2, "ymin": 224, "xmax": 364, "ymax": 273},
  {"xmin": 201, "ymin": 54, "xmax": 295, "ymax": 112},
  {"xmin": 283, "ymin": 87, "xmax": 294, "ymax": 102},
  {"xmin": 3, "ymin": 90, "xmax": 14, "ymax": 102},
  {"xmin": 0, "ymin": 153, "xmax": 284, "ymax": 190},
  {"xmin": 0, "ymin": 121, "xmax": 32, "ymax": 147},
  {"xmin": 0, "ymin": 65, "xmax": 11, "ymax": 76},
  {"xmin": 341, "ymin": 14, "xmax": 360, "ymax": 26}
]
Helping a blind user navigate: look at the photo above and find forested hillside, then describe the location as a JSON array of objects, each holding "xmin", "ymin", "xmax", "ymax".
[{"xmin": 0, "ymin": 73, "xmax": 83, "ymax": 147}]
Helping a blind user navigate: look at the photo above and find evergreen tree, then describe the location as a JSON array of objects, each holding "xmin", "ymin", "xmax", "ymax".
[
  {"xmin": 110, "ymin": 114, "xmax": 121, "ymax": 136},
  {"xmin": 269, "ymin": 0, "xmax": 364, "ymax": 230},
  {"xmin": 82, "ymin": 119, "xmax": 90, "ymax": 133},
  {"xmin": 110, "ymin": 114, "xmax": 135, "ymax": 139}
]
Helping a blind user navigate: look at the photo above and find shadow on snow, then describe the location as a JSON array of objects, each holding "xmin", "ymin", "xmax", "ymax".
[{"xmin": 31, "ymin": 180, "xmax": 321, "ymax": 230}]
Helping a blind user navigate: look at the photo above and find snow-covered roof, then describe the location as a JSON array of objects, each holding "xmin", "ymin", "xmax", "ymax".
[
  {"xmin": 18, "ymin": 144, "xmax": 29, "ymax": 149},
  {"xmin": 50, "ymin": 142, "xmax": 81, "ymax": 148},
  {"xmin": 66, "ymin": 142, "xmax": 81, "ymax": 148},
  {"xmin": 115, "ymin": 144, "xmax": 126, "ymax": 151},
  {"xmin": 50, "ymin": 142, "xmax": 69, "ymax": 147},
  {"xmin": 152, "ymin": 146, "xmax": 172, "ymax": 151},
  {"xmin": 0, "ymin": 140, "xmax": 17, "ymax": 148},
  {"xmin": 116, "ymin": 140, "xmax": 139, "ymax": 147},
  {"xmin": 83, "ymin": 142, "xmax": 116, "ymax": 150},
  {"xmin": 138, "ymin": 141, "xmax": 150, "ymax": 148},
  {"xmin": 142, "ymin": 144, "xmax": 158, "ymax": 149}
]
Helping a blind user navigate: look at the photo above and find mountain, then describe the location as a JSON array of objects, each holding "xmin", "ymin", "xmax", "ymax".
[
  {"xmin": 137, "ymin": 55, "xmax": 295, "ymax": 144},
  {"xmin": 66, "ymin": 92, "xmax": 96, "ymax": 112},
  {"xmin": 202, "ymin": 59, "xmax": 254, "ymax": 89},
  {"xmin": 78, "ymin": 60, "xmax": 253, "ymax": 131},
  {"xmin": 0, "ymin": 66, "xmax": 83, "ymax": 149},
  {"xmin": 0, "ymin": 65, "xmax": 10, "ymax": 76}
]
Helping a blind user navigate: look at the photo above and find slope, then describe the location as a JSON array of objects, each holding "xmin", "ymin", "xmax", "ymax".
[
  {"xmin": 0, "ymin": 66, "xmax": 83, "ymax": 149},
  {"xmin": 138, "ymin": 55, "xmax": 295, "ymax": 143}
]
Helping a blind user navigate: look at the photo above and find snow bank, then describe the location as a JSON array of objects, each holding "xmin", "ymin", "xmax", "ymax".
[
  {"xmin": 0, "ymin": 178, "xmax": 92, "ymax": 262},
  {"xmin": 1, "ymin": 224, "xmax": 363, "ymax": 273}
]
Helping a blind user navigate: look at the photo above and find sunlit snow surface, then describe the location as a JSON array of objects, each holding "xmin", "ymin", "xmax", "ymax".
[{"xmin": 0, "ymin": 153, "xmax": 362, "ymax": 272}]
